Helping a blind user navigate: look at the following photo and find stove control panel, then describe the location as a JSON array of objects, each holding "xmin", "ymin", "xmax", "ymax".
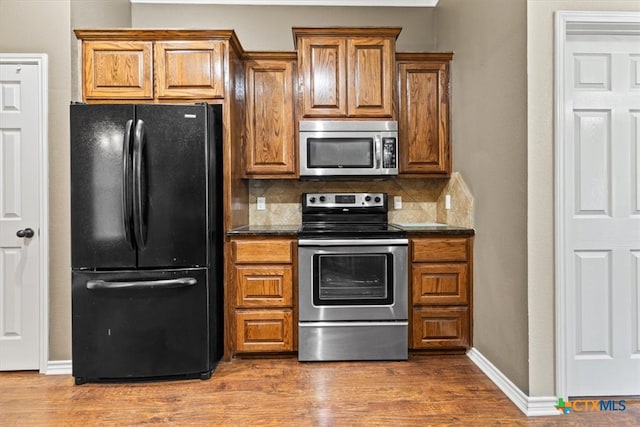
[{"xmin": 304, "ymin": 193, "xmax": 386, "ymax": 208}]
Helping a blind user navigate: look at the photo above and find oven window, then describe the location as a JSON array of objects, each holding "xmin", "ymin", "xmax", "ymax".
[
  {"xmin": 312, "ymin": 253, "xmax": 393, "ymax": 306},
  {"xmin": 307, "ymin": 138, "xmax": 374, "ymax": 168}
]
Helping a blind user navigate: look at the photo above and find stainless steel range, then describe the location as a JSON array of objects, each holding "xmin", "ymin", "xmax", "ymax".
[{"xmin": 298, "ymin": 192, "xmax": 408, "ymax": 361}]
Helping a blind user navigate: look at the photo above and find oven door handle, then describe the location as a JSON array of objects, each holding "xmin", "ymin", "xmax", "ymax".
[
  {"xmin": 298, "ymin": 238, "xmax": 408, "ymax": 246},
  {"xmin": 374, "ymin": 135, "xmax": 382, "ymax": 169}
]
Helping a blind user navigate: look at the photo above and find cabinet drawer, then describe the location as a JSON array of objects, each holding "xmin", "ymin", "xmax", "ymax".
[
  {"xmin": 412, "ymin": 237, "xmax": 468, "ymax": 263},
  {"xmin": 411, "ymin": 306, "xmax": 469, "ymax": 350},
  {"xmin": 235, "ymin": 265, "xmax": 293, "ymax": 307},
  {"xmin": 233, "ymin": 239, "xmax": 294, "ymax": 264},
  {"xmin": 412, "ymin": 263, "xmax": 468, "ymax": 305},
  {"xmin": 235, "ymin": 309, "xmax": 293, "ymax": 352}
]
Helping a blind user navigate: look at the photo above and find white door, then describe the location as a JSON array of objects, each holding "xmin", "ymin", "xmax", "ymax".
[
  {"xmin": 0, "ymin": 56, "xmax": 47, "ymax": 370},
  {"xmin": 562, "ymin": 32, "xmax": 640, "ymax": 396}
]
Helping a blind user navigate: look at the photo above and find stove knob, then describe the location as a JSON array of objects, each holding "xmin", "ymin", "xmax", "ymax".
[
  {"xmin": 319, "ymin": 196, "xmax": 326, "ymax": 202},
  {"xmin": 309, "ymin": 197, "xmax": 316, "ymax": 203},
  {"xmin": 364, "ymin": 195, "xmax": 372, "ymax": 202},
  {"xmin": 374, "ymin": 196, "xmax": 381, "ymax": 203}
]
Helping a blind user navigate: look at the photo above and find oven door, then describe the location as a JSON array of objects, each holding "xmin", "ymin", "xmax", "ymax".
[{"xmin": 298, "ymin": 239, "xmax": 408, "ymax": 321}]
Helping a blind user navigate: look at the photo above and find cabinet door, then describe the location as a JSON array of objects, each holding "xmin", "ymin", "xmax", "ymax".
[
  {"xmin": 299, "ymin": 37, "xmax": 347, "ymax": 117},
  {"xmin": 347, "ymin": 37, "xmax": 394, "ymax": 117},
  {"xmin": 235, "ymin": 309, "xmax": 293, "ymax": 352},
  {"xmin": 398, "ymin": 61, "xmax": 450, "ymax": 176},
  {"xmin": 245, "ymin": 59, "xmax": 296, "ymax": 176},
  {"xmin": 83, "ymin": 41, "xmax": 153, "ymax": 100},
  {"xmin": 412, "ymin": 263, "xmax": 468, "ymax": 305},
  {"xmin": 235, "ymin": 265, "xmax": 293, "ymax": 308},
  {"xmin": 411, "ymin": 306, "xmax": 469, "ymax": 349},
  {"xmin": 155, "ymin": 40, "xmax": 225, "ymax": 99}
]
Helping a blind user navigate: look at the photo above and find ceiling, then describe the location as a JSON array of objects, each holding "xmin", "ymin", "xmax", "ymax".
[{"xmin": 129, "ymin": 0, "xmax": 439, "ymax": 7}]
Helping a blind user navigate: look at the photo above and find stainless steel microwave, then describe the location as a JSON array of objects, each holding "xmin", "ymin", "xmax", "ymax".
[{"xmin": 299, "ymin": 120, "xmax": 398, "ymax": 178}]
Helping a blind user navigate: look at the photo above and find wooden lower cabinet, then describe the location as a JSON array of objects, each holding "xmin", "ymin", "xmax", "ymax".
[
  {"xmin": 227, "ymin": 236, "xmax": 296, "ymax": 357},
  {"xmin": 236, "ymin": 309, "xmax": 293, "ymax": 352},
  {"xmin": 412, "ymin": 306, "xmax": 469, "ymax": 350},
  {"xmin": 409, "ymin": 235, "xmax": 473, "ymax": 352}
]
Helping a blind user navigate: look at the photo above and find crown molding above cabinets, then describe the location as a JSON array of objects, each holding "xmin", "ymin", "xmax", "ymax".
[{"xmin": 129, "ymin": 0, "xmax": 439, "ymax": 7}]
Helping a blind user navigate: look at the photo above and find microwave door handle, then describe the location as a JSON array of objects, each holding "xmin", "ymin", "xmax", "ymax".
[{"xmin": 375, "ymin": 136, "xmax": 382, "ymax": 169}]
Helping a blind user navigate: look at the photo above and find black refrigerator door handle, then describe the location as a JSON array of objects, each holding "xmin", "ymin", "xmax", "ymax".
[
  {"xmin": 132, "ymin": 119, "xmax": 147, "ymax": 249},
  {"xmin": 122, "ymin": 119, "xmax": 134, "ymax": 249},
  {"xmin": 86, "ymin": 277, "xmax": 197, "ymax": 290}
]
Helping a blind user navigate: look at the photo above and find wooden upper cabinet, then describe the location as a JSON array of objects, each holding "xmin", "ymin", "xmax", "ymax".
[
  {"xmin": 294, "ymin": 28, "xmax": 399, "ymax": 119},
  {"xmin": 348, "ymin": 37, "xmax": 394, "ymax": 117},
  {"xmin": 397, "ymin": 53, "xmax": 453, "ymax": 177},
  {"xmin": 155, "ymin": 40, "xmax": 225, "ymax": 99},
  {"xmin": 244, "ymin": 53, "xmax": 297, "ymax": 177},
  {"xmin": 83, "ymin": 41, "xmax": 153, "ymax": 100},
  {"xmin": 298, "ymin": 37, "xmax": 347, "ymax": 117},
  {"xmin": 75, "ymin": 30, "xmax": 243, "ymax": 103}
]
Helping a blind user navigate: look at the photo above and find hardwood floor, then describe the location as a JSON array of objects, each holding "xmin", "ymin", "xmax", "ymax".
[{"xmin": 0, "ymin": 355, "xmax": 638, "ymax": 426}]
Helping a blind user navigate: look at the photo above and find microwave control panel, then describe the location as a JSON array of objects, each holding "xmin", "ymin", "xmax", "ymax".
[{"xmin": 382, "ymin": 137, "xmax": 397, "ymax": 169}]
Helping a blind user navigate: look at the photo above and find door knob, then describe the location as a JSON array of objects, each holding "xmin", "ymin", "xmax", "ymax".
[{"xmin": 16, "ymin": 228, "xmax": 35, "ymax": 238}]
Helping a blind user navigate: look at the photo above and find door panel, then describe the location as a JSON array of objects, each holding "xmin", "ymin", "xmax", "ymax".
[
  {"xmin": 564, "ymin": 37, "xmax": 640, "ymax": 396},
  {"xmin": 70, "ymin": 104, "xmax": 136, "ymax": 269},
  {"xmin": 0, "ymin": 59, "xmax": 43, "ymax": 370},
  {"xmin": 72, "ymin": 268, "xmax": 209, "ymax": 381},
  {"xmin": 155, "ymin": 41, "xmax": 225, "ymax": 99},
  {"xmin": 347, "ymin": 37, "xmax": 393, "ymax": 117},
  {"xmin": 82, "ymin": 41, "xmax": 153, "ymax": 100},
  {"xmin": 135, "ymin": 104, "xmax": 208, "ymax": 268},
  {"xmin": 299, "ymin": 37, "xmax": 347, "ymax": 117}
]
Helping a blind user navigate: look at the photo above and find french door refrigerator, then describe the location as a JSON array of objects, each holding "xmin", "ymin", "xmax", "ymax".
[{"xmin": 70, "ymin": 103, "xmax": 223, "ymax": 384}]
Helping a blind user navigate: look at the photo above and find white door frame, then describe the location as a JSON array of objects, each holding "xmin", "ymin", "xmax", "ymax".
[
  {"xmin": 0, "ymin": 54, "xmax": 49, "ymax": 373},
  {"xmin": 554, "ymin": 11, "xmax": 640, "ymax": 399}
]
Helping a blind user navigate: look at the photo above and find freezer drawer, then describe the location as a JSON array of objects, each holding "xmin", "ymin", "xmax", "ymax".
[{"xmin": 72, "ymin": 268, "xmax": 212, "ymax": 383}]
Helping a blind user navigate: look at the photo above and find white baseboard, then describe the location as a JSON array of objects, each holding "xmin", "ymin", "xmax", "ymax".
[
  {"xmin": 467, "ymin": 348, "xmax": 559, "ymax": 417},
  {"xmin": 45, "ymin": 360, "xmax": 72, "ymax": 375}
]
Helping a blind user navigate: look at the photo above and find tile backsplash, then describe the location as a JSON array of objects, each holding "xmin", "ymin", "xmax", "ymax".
[{"xmin": 248, "ymin": 172, "xmax": 474, "ymax": 228}]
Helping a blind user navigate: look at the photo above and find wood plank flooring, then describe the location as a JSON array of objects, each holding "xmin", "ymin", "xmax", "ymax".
[{"xmin": 1, "ymin": 355, "xmax": 638, "ymax": 426}]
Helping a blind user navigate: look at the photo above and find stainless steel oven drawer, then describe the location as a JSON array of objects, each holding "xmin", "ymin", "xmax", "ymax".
[{"xmin": 298, "ymin": 321, "xmax": 408, "ymax": 361}]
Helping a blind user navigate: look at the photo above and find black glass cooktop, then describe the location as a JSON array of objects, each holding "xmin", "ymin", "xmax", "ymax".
[{"xmin": 298, "ymin": 222, "xmax": 406, "ymax": 239}]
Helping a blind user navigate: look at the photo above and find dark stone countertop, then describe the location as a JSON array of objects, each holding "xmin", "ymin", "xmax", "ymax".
[
  {"xmin": 226, "ymin": 224, "xmax": 301, "ymax": 236},
  {"xmin": 391, "ymin": 223, "xmax": 475, "ymax": 236}
]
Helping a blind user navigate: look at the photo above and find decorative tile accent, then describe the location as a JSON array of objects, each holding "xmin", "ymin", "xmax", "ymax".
[
  {"xmin": 248, "ymin": 173, "xmax": 474, "ymax": 228},
  {"xmin": 436, "ymin": 172, "xmax": 474, "ymax": 228}
]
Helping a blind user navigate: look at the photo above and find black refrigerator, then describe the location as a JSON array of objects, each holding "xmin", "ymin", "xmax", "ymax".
[{"xmin": 70, "ymin": 103, "xmax": 223, "ymax": 384}]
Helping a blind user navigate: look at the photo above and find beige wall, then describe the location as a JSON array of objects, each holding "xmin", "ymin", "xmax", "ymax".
[
  {"xmin": 0, "ymin": 0, "xmax": 73, "ymax": 361},
  {"xmin": 436, "ymin": 0, "xmax": 530, "ymax": 392},
  {"xmin": 131, "ymin": 4, "xmax": 435, "ymax": 51},
  {"xmin": 71, "ymin": 0, "xmax": 131, "ymax": 101},
  {"xmin": 0, "ymin": 0, "xmax": 130, "ymax": 361},
  {"xmin": 526, "ymin": 0, "xmax": 640, "ymax": 396}
]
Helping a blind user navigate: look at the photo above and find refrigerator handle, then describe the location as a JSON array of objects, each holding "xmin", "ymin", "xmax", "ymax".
[
  {"xmin": 122, "ymin": 119, "xmax": 134, "ymax": 249},
  {"xmin": 132, "ymin": 119, "xmax": 147, "ymax": 249},
  {"xmin": 86, "ymin": 277, "xmax": 197, "ymax": 290}
]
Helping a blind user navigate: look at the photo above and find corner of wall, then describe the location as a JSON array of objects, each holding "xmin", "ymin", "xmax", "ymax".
[{"xmin": 436, "ymin": 172, "xmax": 474, "ymax": 228}]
